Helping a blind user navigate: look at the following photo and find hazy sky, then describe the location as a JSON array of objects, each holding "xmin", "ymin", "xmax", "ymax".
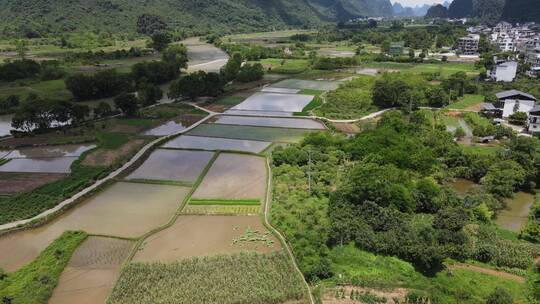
[{"xmin": 393, "ymin": 0, "xmax": 446, "ymax": 7}]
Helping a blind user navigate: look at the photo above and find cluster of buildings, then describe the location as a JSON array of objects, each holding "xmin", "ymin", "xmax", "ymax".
[
  {"xmin": 481, "ymin": 90, "xmax": 540, "ymax": 134},
  {"xmin": 457, "ymin": 22, "xmax": 540, "ymax": 81}
]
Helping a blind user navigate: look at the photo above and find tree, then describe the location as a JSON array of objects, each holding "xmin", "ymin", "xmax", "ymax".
[
  {"xmin": 236, "ymin": 63, "xmax": 264, "ymax": 83},
  {"xmin": 169, "ymin": 72, "xmax": 206, "ymax": 100},
  {"xmin": 481, "ymin": 160, "xmax": 526, "ymax": 197},
  {"xmin": 454, "ymin": 127, "xmax": 466, "ymax": 139},
  {"xmin": 148, "ymin": 32, "xmax": 171, "ymax": 52},
  {"xmin": 114, "ymin": 93, "xmax": 139, "ymax": 116},
  {"xmin": 94, "ymin": 102, "xmax": 112, "ymax": 118},
  {"xmin": 162, "ymin": 44, "xmax": 188, "ymax": 70},
  {"xmin": 0, "ymin": 95, "xmax": 20, "ymax": 111},
  {"xmin": 136, "ymin": 14, "xmax": 167, "ymax": 35},
  {"xmin": 508, "ymin": 112, "xmax": 528, "ymax": 126},
  {"xmin": 486, "ymin": 288, "xmax": 513, "ymax": 304},
  {"xmin": 138, "ymin": 84, "xmax": 163, "ymax": 106},
  {"xmin": 408, "ymin": 49, "xmax": 415, "ymax": 59},
  {"xmin": 426, "ymin": 86, "xmax": 450, "ymax": 108},
  {"xmin": 220, "ymin": 52, "xmax": 243, "ymax": 82}
]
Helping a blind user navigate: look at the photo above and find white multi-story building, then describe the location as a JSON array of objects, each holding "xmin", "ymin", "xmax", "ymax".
[{"xmin": 497, "ymin": 36, "xmax": 516, "ymax": 52}]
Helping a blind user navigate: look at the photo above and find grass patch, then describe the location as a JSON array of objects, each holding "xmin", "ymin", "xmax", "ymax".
[
  {"xmin": 96, "ymin": 132, "xmax": 130, "ymax": 149},
  {"xmin": 189, "ymin": 198, "xmax": 260, "ymax": 206},
  {"xmin": 461, "ymin": 145, "xmax": 501, "ymax": 156},
  {"xmin": 327, "ymin": 244, "xmax": 527, "ymax": 303},
  {"xmin": 447, "ymin": 94, "xmax": 485, "ymax": 110},
  {"xmin": 182, "ymin": 205, "xmax": 260, "ymax": 215},
  {"xmin": 299, "ymin": 89, "xmax": 324, "ymax": 96},
  {"xmin": 0, "ymin": 231, "xmax": 87, "ymax": 304},
  {"xmin": 108, "ymin": 252, "xmax": 307, "ymax": 304},
  {"xmin": 213, "ymin": 96, "xmax": 245, "ymax": 106},
  {"xmin": 294, "ymin": 95, "xmax": 323, "ymax": 116},
  {"xmin": 257, "ymin": 58, "xmax": 309, "ymax": 74}
]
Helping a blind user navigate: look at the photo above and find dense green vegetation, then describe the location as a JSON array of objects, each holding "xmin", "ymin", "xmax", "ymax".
[
  {"xmin": 0, "ymin": 231, "xmax": 87, "ymax": 304},
  {"xmin": 502, "ymin": 0, "xmax": 540, "ymax": 23},
  {"xmin": 326, "ymin": 244, "xmax": 527, "ymax": 303},
  {"xmin": 522, "ymin": 195, "xmax": 540, "ymax": 243},
  {"xmin": 108, "ymin": 252, "xmax": 306, "ymax": 304},
  {"xmin": 315, "ymin": 76, "xmax": 377, "ymax": 119},
  {"xmin": 270, "ymin": 111, "xmax": 540, "ymax": 302}
]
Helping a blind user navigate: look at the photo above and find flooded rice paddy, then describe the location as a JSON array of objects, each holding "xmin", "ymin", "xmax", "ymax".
[
  {"xmin": 211, "ymin": 115, "xmax": 325, "ymax": 130},
  {"xmin": 49, "ymin": 237, "xmax": 133, "ymax": 304},
  {"xmin": 495, "ymin": 192, "xmax": 535, "ymax": 232},
  {"xmin": 142, "ymin": 115, "xmax": 204, "ymax": 136},
  {"xmin": 230, "ymin": 92, "xmax": 314, "ymax": 113},
  {"xmin": 0, "ymin": 157, "xmax": 77, "ymax": 173},
  {"xmin": 4, "ymin": 144, "xmax": 96, "ymax": 159},
  {"xmin": 133, "ymin": 215, "xmax": 280, "ymax": 263},
  {"xmin": 127, "ymin": 149, "xmax": 214, "ymax": 183},
  {"xmin": 224, "ymin": 109, "xmax": 294, "ymax": 117},
  {"xmin": 163, "ymin": 135, "xmax": 271, "ymax": 153},
  {"xmin": 193, "ymin": 154, "xmax": 267, "ymax": 200},
  {"xmin": 260, "ymin": 87, "xmax": 300, "ymax": 94},
  {"xmin": 188, "ymin": 124, "xmax": 318, "ymax": 143},
  {"xmin": 269, "ymin": 79, "xmax": 340, "ymax": 91},
  {"xmin": 0, "ymin": 182, "xmax": 190, "ymax": 272},
  {"xmin": 449, "ymin": 178, "xmax": 479, "ymax": 195}
]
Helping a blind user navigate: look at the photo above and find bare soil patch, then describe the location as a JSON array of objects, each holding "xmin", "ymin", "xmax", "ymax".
[
  {"xmin": 0, "ymin": 172, "xmax": 67, "ymax": 195},
  {"xmin": 450, "ymin": 263, "xmax": 525, "ymax": 283},
  {"xmin": 82, "ymin": 139, "xmax": 146, "ymax": 167},
  {"xmin": 133, "ymin": 215, "xmax": 280, "ymax": 263},
  {"xmin": 49, "ymin": 237, "xmax": 133, "ymax": 304},
  {"xmin": 333, "ymin": 123, "xmax": 361, "ymax": 134},
  {"xmin": 193, "ymin": 153, "xmax": 267, "ymax": 200},
  {"xmin": 323, "ymin": 286, "xmax": 408, "ymax": 304}
]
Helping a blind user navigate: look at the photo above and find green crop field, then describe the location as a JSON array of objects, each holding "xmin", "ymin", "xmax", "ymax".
[
  {"xmin": 188, "ymin": 124, "xmax": 320, "ymax": 143},
  {"xmin": 108, "ymin": 252, "xmax": 307, "ymax": 304},
  {"xmin": 447, "ymin": 94, "xmax": 485, "ymax": 110},
  {"xmin": 256, "ymin": 58, "xmax": 310, "ymax": 74},
  {"xmin": 189, "ymin": 199, "xmax": 261, "ymax": 206}
]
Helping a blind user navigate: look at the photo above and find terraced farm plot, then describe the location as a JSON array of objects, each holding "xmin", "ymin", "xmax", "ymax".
[
  {"xmin": 0, "ymin": 157, "xmax": 77, "ymax": 173},
  {"xmin": 193, "ymin": 154, "xmax": 266, "ymax": 200},
  {"xmin": 49, "ymin": 237, "xmax": 133, "ymax": 304},
  {"xmin": 163, "ymin": 135, "xmax": 271, "ymax": 153},
  {"xmin": 0, "ymin": 182, "xmax": 190, "ymax": 272},
  {"xmin": 269, "ymin": 79, "xmax": 340, "ymax": 91},
  {"xmin": 133, "ymin": 215, "xmax": 280, "ymax": 263},
  {"xmin": 0, "ymin": 172, "xmax": 67, "ymax": 195},
  {"xmin": 211, "ymin": 115, "xmax": 326, "ymax": 129},
  {"xmin": 110, "ymin": 252, "xmax": 307, "ymax": 304},
  {"xmin": 4, "ymin": 144, "xmax": 96, "ymax": 159},
  {"xmin": 188, "ymin": 124, "xmax": 318, "ymax": 143},
  {"xmin": 230, "ymin": 92, "xmax": 314, "ymax": 113},
  {"xmin": 261, "ymin": 87, "xmax": 300, "ymax": 94},
  {"xmin": 182, "ymin": 204, "xmax": 260, "ymax": 215},
  {"xmin": 142, "ymin": 115, "xmax": 204, "ymax": 136},
  {"xmin": 127, "ymin": 149, "xmax": 214, "ymax": 184}
]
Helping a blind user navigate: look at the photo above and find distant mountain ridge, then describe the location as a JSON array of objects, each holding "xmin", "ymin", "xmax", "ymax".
[
  {"xmin": 443, "ymin": 0, "xmax": 536, "ymax": 24},
  {"xmin": 0, "ymin": 0, "xmax": 393, "ymax": 38}
]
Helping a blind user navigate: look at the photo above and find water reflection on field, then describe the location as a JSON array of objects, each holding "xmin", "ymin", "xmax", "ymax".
[{"xmin": 496, "ymin": 192, "xmax": 535, "ymax": 232}]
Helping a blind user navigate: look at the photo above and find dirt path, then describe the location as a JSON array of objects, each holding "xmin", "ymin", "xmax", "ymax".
[{"xmin": 450, "ymin": 263, "xmax": 526, "ymax": 283}]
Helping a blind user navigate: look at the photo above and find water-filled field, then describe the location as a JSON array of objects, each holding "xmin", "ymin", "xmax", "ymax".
[
  {"xmin": 225, "ymin": 109, "xmax": 294, "ymax": 117},
  {"xmin": 4, "ymin": 144, "xmax": 96, "ymax": 159},
  {"xmin": 127, "ymin": 149, "xmax": 214, "ymax": 183},
  {"xmin": 163, "ymin": 135, "xmax": 271, "ymax": 153},
  {"xmin": 188, "ymin": 124, "xmax": 319, "ymax": 143},
  {"xmin": 269, "ymin": 79, "xmax": 340, "ymax": 91},
  {"xmin": 0, "ymin": 182, "xmax": 190, "ymax": 272},
  {"xmin": 183, "ymin": 37, "xmax": 229, "ymax": 73},
  {"xmin": 142, "ymin": 115, "xmax": 204, "ymax": 136},
  {"xmin": 133, "ymin": 215, "xmax": 280, "ymax": 263},
  {"xmin": 495, "ymin": 192, "xmax": 535, "ymax": 232},
  {"xmin": 0, "ymin": 157, "xmax": 77, "ymax": 173},
  {"xmin": 260, "ymin": 87, "xmax": 300, "ymax": 94},
  {"xmin": 193, "ymin": 154, "xmax": 266, "ymax": 200},
  {"xmin": 49, "ymin": 237, "xmax": 133, "ymax": 304},
  {"xmin": 212, "ymin": 115, "xmax": 325, "ymax": 129},
  {"xmin": 230, "ymin": 92, "xmax": 314, "ymax": 113}
]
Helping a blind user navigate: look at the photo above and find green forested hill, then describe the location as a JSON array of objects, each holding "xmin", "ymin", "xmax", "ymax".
[
  {"xmin": 0, "ymin": 0, "xmax": 392, "ymax": 38},
  {"xmin": 502, "ymin": 0, "xmax": 540, "ymax": 23}
]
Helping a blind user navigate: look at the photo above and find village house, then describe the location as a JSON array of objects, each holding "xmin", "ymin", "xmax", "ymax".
[
  {"xmin": 482, "ymin": 90, "xmax": 538, "ymax": 119},
  {"xmin": 457, "ymin": 34, "xmax": 480, "ymax": 55},
  {"xmin": 528, "ymin": 106, "xmax": 540, "ymax": 133}
]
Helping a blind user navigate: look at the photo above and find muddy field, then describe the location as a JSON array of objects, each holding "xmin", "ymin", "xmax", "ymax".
[
  {"xmin": 0, "ymin": 182, "xmax": 190, "ymax": 272},
  {"xmin": 3, "ymin": 144, "xmax": 96, "ymax": 159},
  {"xmin": 188, "ymin": 124, "xmax": 318, "ymax": 143},
  {"xmin": 211, "ymin": 116, "xmax": 325, "ymax": 130},
  {"xmin": 0, "ymin": 172, "xmax": 67, "ymax": 195},
  {"xmin": 0, "ymin": 157, "xmax": 77, "ymax": 173},
  {"xmin": 127, "ymin": 149, "xmax": 213, "ymax": 183},
  {"xmin": 133, "ymin": 215, "xmax": 280, "ymax": 263},
  {"xmin": 182, "ymin": 204, "xmax": 261, "ymax": 215},
  {"xmin": 193, "ymin": 154, "xmax": 267, "ymax": 200},
  {"xmin": 49, "ymin": 237, "xmax": 133, "ymax": 304},
  {"xmin": 82, "ymin": 139, "xmax": 146, "ymax": 167},
  {"xmin": 143, "ymin": 115, "xmax": 205, "ymax": 136},
  {"xmin": 163, "ymin": 135, "xmax": 271, "ymax": 153}
]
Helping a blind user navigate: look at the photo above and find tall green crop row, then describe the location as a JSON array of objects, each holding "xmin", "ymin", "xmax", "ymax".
[{"xmin": 108, "ymin": 252, "xmax": 307, "ymax": 304}]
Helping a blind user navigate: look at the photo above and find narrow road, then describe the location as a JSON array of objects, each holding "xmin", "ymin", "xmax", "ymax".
[{"xmin": 450, "ymin": 263, "xmax": 525, "ymax": 283}]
